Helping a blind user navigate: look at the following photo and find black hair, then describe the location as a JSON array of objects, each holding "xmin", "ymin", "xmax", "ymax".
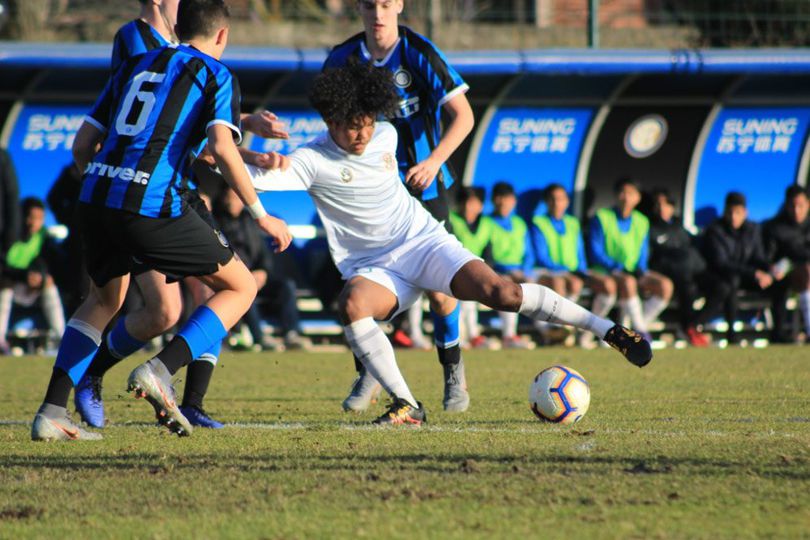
[
  {"xmin": 784, "ymin": 184, "xmax": 808, "ymax": 201},
  {"xmin": 456, "ymin": 186, "xmax": 485, "ymax": 207},
  {"xmin": 491, "ymin": 181, "xmax": 515, "ymax": 200},
  {"xmin": 309, "ymin": 62, "xmax": 399, "ymax": 126},
  {"xmin": 725, "ymin": 191, "xmax": 747, "ymax": 209},
  {"xmin": 613, "ymin": 177, "xmax": 640, "ymax": 194},
  {"xmin": 543, "ymin": 183, "xmax": 567, "ymax": 202},
  {"xmin": 176, "ymin": 0, "xmax": 230, "ymax": 42},
  {"xmin": 651, "ymin": 188, "xmax": 673, "ymax": 205},
  {"xmin": 21, "ymin": 197, "xmax": 45, "ymax": 216}
]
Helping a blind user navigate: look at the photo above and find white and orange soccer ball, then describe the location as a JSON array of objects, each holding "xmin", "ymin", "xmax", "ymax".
[{"xmin": 529, "ymin": 365, "xmax": 590, "ymax": 425}]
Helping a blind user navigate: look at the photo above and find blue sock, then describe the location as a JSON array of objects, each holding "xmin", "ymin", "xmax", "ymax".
[
  {"xmin": 194, "ymin": 340, "xmax": 221, "ymax": 366},
  {"xmin": 108, "ymin": 316, "xmax": 146, "ymax": 358},
  {"xmin": 176, "ymin": 306, "xmax": 227, "ymax": 364},
  {"xmin": 54, "ymin": 320, "xmax": 102, "ymax": 385},
  {"xmin": 431, "ymin": 303, "xmax": 461, "ymax": 349}
]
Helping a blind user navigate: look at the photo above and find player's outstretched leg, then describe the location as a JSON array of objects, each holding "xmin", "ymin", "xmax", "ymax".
[
  {"xmin": 450, "ymin": 261, "xmax": 652, "ymax": 367},
  {"xmin": 429, "ymin": 298, "xmax": 469, "ymax": 412},
  {"xmin": 32, "ymin": 277, "xmax": 129, "ymax": 442},
  {"xmin": 128, "ymin": 257, "xmax": 257, "ymax": 436}
]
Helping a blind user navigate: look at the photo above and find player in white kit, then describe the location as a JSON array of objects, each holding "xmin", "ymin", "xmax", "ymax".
[{"xmin": 246, "ymin": 63, "xmax": 653, "ymax": 424}]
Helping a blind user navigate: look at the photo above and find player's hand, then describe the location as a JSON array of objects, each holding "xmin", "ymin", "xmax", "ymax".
[
  {"xmin": 256, "ymin": 215, "xmax": 292, "ymax": 252},
  {"xmin": 405, "ymin": 157, "xmax": 441, "ymax": 191},
  {"xmin": 254, "ymin": 151, "xmax": 290, "ymax": 171},
  {"xmin": 754, "ymin": 269, "xmax": 773, "ymax": 289},
  {"xmin": 243, "ymin": 111, "xmax": 289, "ymax": 140}
]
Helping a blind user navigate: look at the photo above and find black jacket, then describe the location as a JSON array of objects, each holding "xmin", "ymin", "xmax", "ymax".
[
  {"xmin": 701, "ymin": 218, "xmax": 769, "ymax": 281},
  {"xmin": 649, "ymin": 216, "xmax": 706, "ymax": 277},
  {"xmin": 763, "ymin": 212, "xmax": 810, "ymax": 265}
]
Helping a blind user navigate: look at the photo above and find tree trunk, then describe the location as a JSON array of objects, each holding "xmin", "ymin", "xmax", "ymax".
[{"xmin": 8, "ymin": 0, "xmax": 52, "ymax": 39}]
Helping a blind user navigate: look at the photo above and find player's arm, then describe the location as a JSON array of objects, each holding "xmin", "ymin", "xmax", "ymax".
[
  {"xmin": 247, "ymin": 149, "xmax": 313, "ymax": 193},
  {"xmin": 208, "ymin": 124, "xmax": 292, "ymax": 252},
  {"xmin": 406, "ymin": 92, "xmax": 474, "ymax": 191},
  {"xmin": 240, "ymin": 110, "xmax": 289, "ymax": 140},
  {"xmin": 72, "ymin": 122, "xmax": 105, "ymax": 172}
]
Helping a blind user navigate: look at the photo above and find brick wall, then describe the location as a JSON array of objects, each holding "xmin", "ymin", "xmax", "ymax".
[{"xmin": 545, "ymin": 0, "xmax": 648, "ymax": 29}]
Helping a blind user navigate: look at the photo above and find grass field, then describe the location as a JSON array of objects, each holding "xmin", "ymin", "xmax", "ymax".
[{"xmin": 1, "ymin": 346, "xmax": 809, "ymax": 539}]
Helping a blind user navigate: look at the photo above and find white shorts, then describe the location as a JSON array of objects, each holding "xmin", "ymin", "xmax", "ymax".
[{"xmin": 344, "ymin": 229, "xmax": 479, "ymax": 320}]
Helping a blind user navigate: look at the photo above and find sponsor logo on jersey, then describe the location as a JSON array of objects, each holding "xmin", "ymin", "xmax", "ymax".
[
  {"xmin": 339, "ymin": 167, "xmax": 353, "ymax": 183},
  {"xmin": 393, "ymin": 68, "xmax": 412, "ymax": 89},
  {"xmin": 84, "ymin": 161, "xmax": 151, "ymax": 185}
]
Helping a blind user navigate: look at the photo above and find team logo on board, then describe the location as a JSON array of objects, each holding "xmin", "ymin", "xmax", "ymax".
[
  {"xmin": 394, "ymin": 68, "xmax": 412, "ymax": 89},
  {"xmin": 383, "ymin": 153, "xmax": 396, "ymax": 170},
  {"xmin": 340, "ymin": 167, "xmax": 353, "ymax": 183},
  {"xmin": 624, "ymin": 114, "xmax": 668, "ymax": 158}
]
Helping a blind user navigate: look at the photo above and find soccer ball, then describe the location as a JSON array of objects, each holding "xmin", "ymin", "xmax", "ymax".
[{"xmin": 529, "ymin": 365, "xmax": 590, "ymax": 424}]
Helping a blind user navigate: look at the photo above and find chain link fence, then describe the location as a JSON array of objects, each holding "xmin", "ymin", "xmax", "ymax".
[{"xmin": 2, "ymin": 0, "xmax": 810, "ymax": 49}]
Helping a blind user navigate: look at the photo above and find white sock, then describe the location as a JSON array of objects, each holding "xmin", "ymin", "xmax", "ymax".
[
  {"xmin": 41, "ymin": 284, "xmax": 65, "ymax": 336},
  {"xmin": 500, "ymin": 311, "xmax": 518, "ymax": 338},
  {"xmin": 800, "ymin": 290, "xmax": 810, "ymax": 336},
  {"xmin": 519, "ymin": 283, "xmax": 613, "ymax": 339},
  {"xmin": 460, "ymin": 301, "xmax": 480, "ymax": 340},
  {"xmin": 591, "ymin": 293, "xmax": 616, "ymax": 319},
  {"xmin": 407, "ymin": 298, "xmax": 425, "ymax": 342},
  {"xmin": 344, "ymin": 318, "xmax": 417, "ymax": 408},
  {"xmin": 619, "ymin": 297, "xmax": 647, "ymax": 333},
  {"xmin": 0, "ymin": 288, "xmax": 12, "ymax": 342},
  {"xmin": 642, "ymin": 295, "xmax": 668, "ymax": 326}
]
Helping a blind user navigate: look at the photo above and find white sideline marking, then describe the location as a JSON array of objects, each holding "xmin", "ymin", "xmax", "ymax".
[{"xmin": 0, "ymin": 420, "xmax": 803, "ymax": 439}]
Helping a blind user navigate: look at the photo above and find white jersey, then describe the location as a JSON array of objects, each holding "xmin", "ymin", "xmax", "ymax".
[{"xmin": 249, "ymin": 122, "xmax": 444, "ymax": 275}]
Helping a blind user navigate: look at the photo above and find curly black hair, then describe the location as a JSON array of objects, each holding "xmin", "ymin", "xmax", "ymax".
[{"xmin": 309, "ymin": 62, "xmax": 400, "ymax": 125}]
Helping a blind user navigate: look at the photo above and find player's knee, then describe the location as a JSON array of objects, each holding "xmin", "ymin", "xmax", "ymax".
[
  {"xmin": 550, "ymin": 276, "xmax": 565, "ymax": 294},
  {"xmin": 569, "ymin": 276, "xmax": 584, "ymax": 295},
  {"xmin": 428, "ymin": 293, "xmax": 456, "ymax": 316},
  {"xmin": 152, "ymin": 302, "xmax": 182, "ymax": 334},
  {"xmin": 337, "ymin": 288, "xmax": 368, "ymax": 324},
  {"xmin": 619, "ymin": 275, "xmax": 637, "ymax": 296}
]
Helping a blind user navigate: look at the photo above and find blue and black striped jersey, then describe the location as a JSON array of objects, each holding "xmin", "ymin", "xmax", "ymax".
[
  {"xmin": 323, "ymin": 26, "xmax": 469, "ymax": 200},
  {"xmin": 111, "ymin": 19, "xmax": 169, "ymax": 73},
  {"xmin": 80, "ymin": 44, "xmax": 242, "ymax": 218}
]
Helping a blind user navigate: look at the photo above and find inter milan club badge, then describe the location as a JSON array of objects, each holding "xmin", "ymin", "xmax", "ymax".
[
  {"xmin": 394, "ymin": 68, "xmax": 412, "ymax": 88},
  {"xmin": 215, "ymin": 230, "xmax": 230, "ymax": 248},
  {"xmin": 339, "ymin": 167, "xmax": 353, "ymax": 183},
  {"xmin": 383, "ymin": 153, "xmax": 396, "ymax": 170}
]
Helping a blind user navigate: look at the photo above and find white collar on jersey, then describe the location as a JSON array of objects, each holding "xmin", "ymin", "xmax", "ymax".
[{"xmin": 360, "ymin": 37, "xmax": 401, "ymax": 67}]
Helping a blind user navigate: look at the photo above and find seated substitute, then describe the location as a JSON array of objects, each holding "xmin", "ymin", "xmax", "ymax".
[
  {"xmin": 481, "ymin": 182, "xmax": 535, "ymax": 349},
  {"xmin": 763, "ymin": 185, "xmax": 810, "ymax": 343},
  {"xmin": 648, "ymin": 189, "xmax": 709, "ymax": 346},
  {"xmin": 693, "ymin": 192, "xmax": 772, "ymax": 343},
  {"xmin": 530, "ymin": 184, "xmax": 587, "ymax": 345},
  {"xmin": 588, "ymin": 178, "xmax": 673, "ymax": 339},
  {"xmin": 244, "ymin": 62, "xmax": 652, "ymax": 425},
  {"xmin": 448, "ymin": 186, "xmax": 492, "ymax": 349},
  {"xmin": 0, "ymin": 197, "xmax": 65, "ymax": 353},
  {"xmin": 213, "ymin": 188, "xmax": 309, "ymax": 351}
]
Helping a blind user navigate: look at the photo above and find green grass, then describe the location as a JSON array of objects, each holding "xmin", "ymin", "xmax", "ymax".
[{"xmin": 1, "ymin": 346, "xmax": 809, "ymax": 539}]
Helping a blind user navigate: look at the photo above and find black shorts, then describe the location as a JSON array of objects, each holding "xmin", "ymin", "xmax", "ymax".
[
  {"xmin": 130, "ymin": 190, "xmax": 221, "ymax": 278},
  {"xmin": 78, "ymin": 202, "xmax": 233, "ymax": 287},
  {"xmin": 409, "ymin": 180, "xmax": 454, "ymax": 234}
]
